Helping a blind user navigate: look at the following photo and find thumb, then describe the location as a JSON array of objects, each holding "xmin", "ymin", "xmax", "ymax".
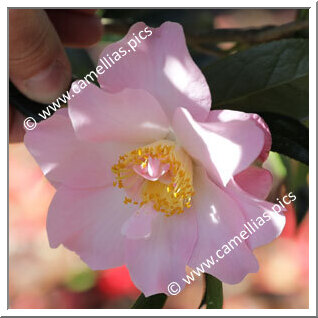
[{"xmin": 9, "ymin": 9, "xmax": 71, "ymax": 104}]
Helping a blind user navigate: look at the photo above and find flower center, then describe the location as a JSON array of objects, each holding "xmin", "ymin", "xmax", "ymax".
[{"xmin": 111, "ymin": 140, "xmax": 195, "ymax": 216}]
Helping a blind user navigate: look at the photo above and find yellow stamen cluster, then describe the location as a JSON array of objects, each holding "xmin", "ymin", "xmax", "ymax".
[{"xmin": 111, "ymin": 140, "xmax": 195, "ymax": 216}]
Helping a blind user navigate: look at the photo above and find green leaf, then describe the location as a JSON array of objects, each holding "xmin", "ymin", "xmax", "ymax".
[
  {"xmin": 267, "ymin": 152, "xmax": 287, "ymax": 179},
  {"xmin": 65, "ymin": 48, "xmax": 96, "ymax": 79},
  {"xmin": 280, "ymin": 155, "xmax": 309, "ymax": 223},
  {"xmin": 202, "ymin": 274, "xmax": 223, "ymax": 309},
  {"xmin": 281, "ymin": 155, "xmax": 309, "ymax": 190},
  {"xmin": 258, "ymin": 112, "xmax": 309, "ymax": 165},
  {"xmin": 203, "ymin": 39, "xmax": 308, "ymax": 120},
  {"xmin": 131, "ymin": 293, "xmax": 167, "ymax": 309},
  {"xmin": 101, "ymin": 33, "xmax": 123, "ymax": 43},
  {"xmin": 65, "ymin": 269, "xmax": 96, "ymax": 292},
  {"xmin": 297, "ymin": 9, "xmax": 309, "ymax": 21}
]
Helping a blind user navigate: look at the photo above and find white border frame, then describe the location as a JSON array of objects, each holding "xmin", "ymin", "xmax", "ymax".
[{"xmin": 4, "ymin": 1, "xmax": 316, "ymax": 316}]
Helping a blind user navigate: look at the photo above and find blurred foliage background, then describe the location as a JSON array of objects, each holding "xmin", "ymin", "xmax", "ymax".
[{"xmin": 9, "ymin": 8, "xmax": 309, "ymax": 309}]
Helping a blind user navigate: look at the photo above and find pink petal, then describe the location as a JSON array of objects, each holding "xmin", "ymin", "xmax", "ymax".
[
  {"xmin": 69, "ymin": 82, "xmax": 169, "ymax": 143},
  {"xmin": 207, "ymin": 110, "xmax": 271, "ymax": 162},
  {"xmin": 24, "ymin": 108, "xmax": 140, "ymax": 189},
  {"xmin": 234, "ymin": 166, "xmax": 273, "ymax": 200},
  {"xmin": 125, "ymin": 210, "xmax": 197, "ymax": 296},
  {"xmin": 97, "ymin": 22, "xmax": 211, "ymax": 122},
  {"xmin": 226, "ymin": 178, "xmax": 286, "ymax": 250},
  {"xmin": 121, "ymin": 204, "xmax": 158, "ymax": 240},
  {"xmin": 188, "ymin": 167, "xmax": 259, "ymax": 284},
  {"xmin": 172, "ymin": 107, "xmax": 265, "ymax": 186},
  {"xmin": 47, "ymin": 185, "xmax": 135, "ymax": 269}
]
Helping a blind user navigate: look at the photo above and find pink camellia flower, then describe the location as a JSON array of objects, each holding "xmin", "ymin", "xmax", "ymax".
[{"xmin": 25, "ymin": 22, "xmax": 286, "ymax": 296}]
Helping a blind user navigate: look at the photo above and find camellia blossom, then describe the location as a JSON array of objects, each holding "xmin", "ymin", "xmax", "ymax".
[{"xmin": 25, "ymin": 22, "xmax": 286, "ymax": 296}]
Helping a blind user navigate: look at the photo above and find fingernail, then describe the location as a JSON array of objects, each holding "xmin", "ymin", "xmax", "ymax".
[{"xmin": 23, "ymin": 59, "xmax": 71, "ymax": 104}]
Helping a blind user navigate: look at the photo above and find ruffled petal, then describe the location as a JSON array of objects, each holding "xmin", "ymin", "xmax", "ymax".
[
  {"xmin": 234, "ymin": 166, "xmax": 273, "ymax": 200},
  {"xmin": 125, "ymin": 210, "xmax": 197, "ymax": 296},
  {"xmin": 226, "ymin": 178, "xmax": 286, "ymax": 250},
  {"xmin": 24, "ymin": 109, "xmax": 111, "ymax": 187},
  {"xmin": 47, "ymin": 185, "xmax": 135, "ymax": 269},
  {"xmin": 97, "ymin": 22, "xmax": 211, "ymax": 121},
  {"xmin": 172, "ymin": 107, "xmax": 265, "ymax": 186},
  {"xmin": 207, "ymin": 110, "xmax": 271, "ymax": 162},
  {"xmin": 24, "ymin": 108, "xmax": 141, "ymax": 189},
  {"xmin": 188, "ymin": 167, "xmax": 259, "ymax": 284},
  {"xmin": 69, "ymin": 82, "xmax": 169, "ymax": 143}
]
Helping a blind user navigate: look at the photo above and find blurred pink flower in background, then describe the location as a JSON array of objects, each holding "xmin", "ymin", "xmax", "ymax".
[
  {"xmin": 224, "ymin": 203, "xmax": 309, "ymax": 309},
  {"xmin": 97, "ymin": 266, "xmax": 139, "ymax": 298},
  {"xmin": 24, "ymin": 21, "xmax": 286, "ymax": 296}
]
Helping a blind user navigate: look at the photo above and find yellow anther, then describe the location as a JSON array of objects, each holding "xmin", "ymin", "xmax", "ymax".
[
  {"xmin": 111, "ymin": 140, "xmax": 194, "ymax": 216},
  {"xmin": 141, "ymin": 160, "xmax": 147, "ymax": 169}
]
